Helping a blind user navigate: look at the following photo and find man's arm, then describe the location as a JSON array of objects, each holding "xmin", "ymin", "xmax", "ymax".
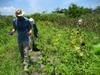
[
  {"xmin": 8, "ymin": 20, "xmax": 16, "ymax": 35},
  {"xmin": 29, "ymin": 18, "xmax": 38, "ymax": 37}
]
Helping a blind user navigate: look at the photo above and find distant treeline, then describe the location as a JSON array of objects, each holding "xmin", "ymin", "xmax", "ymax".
[{"xmin": 52, "ymin": 4, "xmax": 100, "ymax": 17}]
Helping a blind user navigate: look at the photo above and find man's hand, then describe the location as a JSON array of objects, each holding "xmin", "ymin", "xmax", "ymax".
[
  {"xmin": 8, "ymin": 32, "xmax": 14, "ymax": 36},
  {"xmin": 28, "ymin": 32, "xmax": 32, "ymax": 36},
  {"xmin": 8, "ymin": 29, "xmax": 16, "ymax": 36},
  {"xmin": 28, "ymin": 30, "xmax": 32, "ymax": 36}
]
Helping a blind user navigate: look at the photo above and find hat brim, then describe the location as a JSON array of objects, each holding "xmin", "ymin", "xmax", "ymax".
[{"xmin": 16, "ymin": 12, "xmax": 24, "ymax": 16}]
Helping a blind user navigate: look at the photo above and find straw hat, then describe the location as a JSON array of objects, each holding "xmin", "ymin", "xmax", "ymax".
[{"xmin": 15, "ymin": 9, "xmax": 24, "ymax": 16}]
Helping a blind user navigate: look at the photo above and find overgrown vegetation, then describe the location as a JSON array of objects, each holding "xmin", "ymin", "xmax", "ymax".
[{"xmin": 0, "ymin": 4, "xmax": 100, "ymax": 75}]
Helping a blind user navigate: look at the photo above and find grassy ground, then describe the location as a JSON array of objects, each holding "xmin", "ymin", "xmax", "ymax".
[
  {"xmin": 34, "ymin": 21, "xmax": 100, "ymax": 75},
  {"xmin": 0, "ymin": 16, "xmax": 100, "ymax": 75}
]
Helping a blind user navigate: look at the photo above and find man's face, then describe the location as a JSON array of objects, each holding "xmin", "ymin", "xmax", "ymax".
[{"xmin": 16, "ymin": 16, "xmax": 23, "ymax": 19}]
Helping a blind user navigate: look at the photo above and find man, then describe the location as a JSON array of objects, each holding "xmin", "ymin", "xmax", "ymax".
[
  {"xmin": 9, "ymin": 9, "xmax": 35, "ymax": 71},
  {"xmin": 78, "ymin": 18, "xmax": 83, "ymax": 25},
  {"xmin": 29, "ymin": 18, "xmax": 39, "ymax": 51}
]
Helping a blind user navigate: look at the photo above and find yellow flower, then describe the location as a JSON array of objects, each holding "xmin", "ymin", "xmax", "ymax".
[
  {"xmin": 75, "ymin": 46, "xmax": 80, "ymax": 51},
  {"xmin": 79, "ymin": 52, "xmax": 84, "ymax": 56}
]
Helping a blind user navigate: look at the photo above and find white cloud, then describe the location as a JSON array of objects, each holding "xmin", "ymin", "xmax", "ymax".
[
  {"xmin": 25, "ymin": 0, "xmax": 65, "ymax": 12},
  {"xmin": 27, "ymin": 0, "xmax": 78, "ymax": 13},
  {"xmin": 0, "ymin": 6, "xmax": 17, "ymax": 15},
  {"xmin": 27, "ymin": 0, "xmax": 48, "ymax": 12}
]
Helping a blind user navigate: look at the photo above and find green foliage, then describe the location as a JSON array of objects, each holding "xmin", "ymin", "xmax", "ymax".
[
  {"xmin": 51, "ymin": 4, "xmax": 93, "ymax": 18},
  {"xmin": 30, "ymin": 13, "xmax": 100, "ymax": 34},
  {"xmin": 0, "ymin": 16, "xmax": 23, "ymax": 75},
  {"xmin": 0, "ymin": 13, "xmax": 100, "ymax": 75},
  {"xmin": 67, "ymin": 4, "xmax": 92, "ymax": 18},
  {"xmin": 33, "ymin": 21, "xmax": 100, "ymax": 75}
]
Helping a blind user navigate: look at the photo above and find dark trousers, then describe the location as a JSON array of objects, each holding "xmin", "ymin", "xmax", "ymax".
[{"xmin": 18, "ymin": 41, "xmax": 30, "ymax": 64}]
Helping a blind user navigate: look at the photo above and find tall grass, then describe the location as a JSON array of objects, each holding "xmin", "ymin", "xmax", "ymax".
[{"xmin": 0, "ymin": 14, "xmax": 100, "ymax": 75}]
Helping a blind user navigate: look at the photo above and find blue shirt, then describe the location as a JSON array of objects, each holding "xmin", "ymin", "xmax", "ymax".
[{"xmin": 13, "ymin": 17, "xmax": 32, "ymax": 43}]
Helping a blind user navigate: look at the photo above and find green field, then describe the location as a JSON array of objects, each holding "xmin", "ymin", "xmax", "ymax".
[{"xmin": 0, "ymin": 14, "xmax": 100, "ymax": 75}]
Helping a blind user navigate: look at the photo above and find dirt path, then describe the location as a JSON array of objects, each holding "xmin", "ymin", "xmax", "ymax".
[
  {"xmin": 28, "ymin": 51, "xmax": 43, "ymax": 75},
  {"xmin": 29, "ymin": 51, "xmax": 42, "ymax": 63}
]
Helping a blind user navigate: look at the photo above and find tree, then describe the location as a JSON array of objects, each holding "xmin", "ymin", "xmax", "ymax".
[
  {"xmin": 94, "ymin": 6, "xmax": 100, "ymax": 14},
  {"xmin": 59, "ymin": 8, "xmax": 67, "ymax": 13},
  {"xmin": 67, "ymin": 4, "xmax": 92, "ymax": 18},
  {"xmin": 52, "ymin": 8, "xmax": 67, "ymax": 13},
  {"xmin": 67, "ymin": 4, "xmax": 81, "ymax": 17}
]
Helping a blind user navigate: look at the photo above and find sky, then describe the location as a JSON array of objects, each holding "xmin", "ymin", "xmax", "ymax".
[{"xmin": 0, "ymin": 0, "xmax": 100, "ymax": 15}]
